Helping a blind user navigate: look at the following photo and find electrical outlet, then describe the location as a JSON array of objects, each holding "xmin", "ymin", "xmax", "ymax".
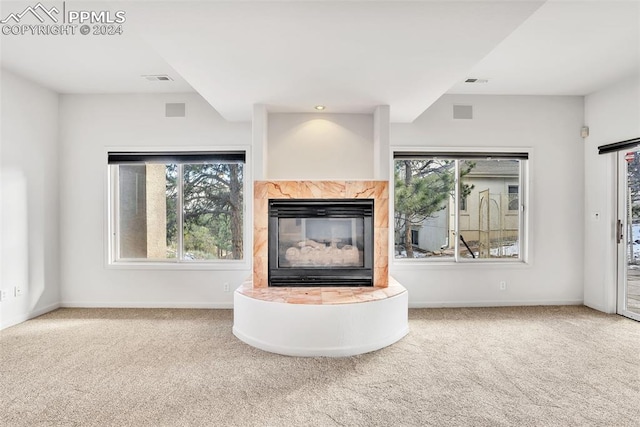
[
  {"xmin": 499, "ymin": 281, "xmax": 507, "ymax": 291},
  {"xmin": 0, "ymin": 289, "xmax": 7, "ymax": 302},
  {"xmin": 223, "ymin": 283, "xmax": 230, "ymax": 292},
  {"xmin": 14, "ymin": 286, "xmax": 23, "ymax": 297}
]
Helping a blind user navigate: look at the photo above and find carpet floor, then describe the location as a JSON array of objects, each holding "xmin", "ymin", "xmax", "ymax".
[{"xmin": 0, "ymin": 306, "xmax": 638, "ymax": 426}]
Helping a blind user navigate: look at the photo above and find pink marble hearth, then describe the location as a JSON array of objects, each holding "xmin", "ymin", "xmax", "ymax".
[
  {"xmin": 237, "ymin": 276, "xmax": 405, "ymax": 305},
  {"xmin": 253, "ymin": 180, "xmax": 389, "ymax": 288}
]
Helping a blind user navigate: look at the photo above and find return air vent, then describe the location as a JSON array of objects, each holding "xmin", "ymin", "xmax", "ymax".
[
  {"xmin": 142, "ymin": 75, "xmax": 174, "ymax": 81},
  {"xmin": 165, "ymin": 103, "xmax": 186, "ymax": 118},
  {"xmin": 453, "ymin": 105, "xmax": 473, "ymax": 120}
]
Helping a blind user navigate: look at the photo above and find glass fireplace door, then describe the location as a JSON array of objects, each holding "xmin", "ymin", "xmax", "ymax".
[
  {"xmin": 278, "ymin": 217, "xmax": 365, "ymax": 268},
  {"xmin": 268, "ymin": 199, "xmax": 374, "ymax": 286}
]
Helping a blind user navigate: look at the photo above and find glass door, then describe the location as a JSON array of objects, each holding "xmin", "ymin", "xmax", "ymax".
[{"xmin": 618, "ymin": 150, "xmax": 640, "ymax": 321}]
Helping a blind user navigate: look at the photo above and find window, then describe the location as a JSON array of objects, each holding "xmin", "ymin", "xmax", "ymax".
[
  {"xmin": 508, "ymin": 185, "xmax": 519, "ymax": 211},
  {"xmin": 108, "ymin": 151, "xmax": 245, "ymax": 263},
  {"xmin": 394, "ymin": 152, "xmax": 526, "ymax": 261},
  {"xmin": 411, "ymin": 229, "xmax": 419, "ymax": 246},
  {"xmin": 460, "ymin": 195, "xmax": 467, "ymax": 211}
]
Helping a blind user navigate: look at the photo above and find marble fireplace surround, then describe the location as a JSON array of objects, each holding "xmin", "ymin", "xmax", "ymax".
[{"xmin": 252, "ymin": 180, "xmax": 389, "ymax": 288}]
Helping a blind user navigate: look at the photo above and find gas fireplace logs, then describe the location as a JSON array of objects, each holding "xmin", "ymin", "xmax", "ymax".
[{"xmin": 284, "ymin": 239, "xmax": 361, "ymax": 266}]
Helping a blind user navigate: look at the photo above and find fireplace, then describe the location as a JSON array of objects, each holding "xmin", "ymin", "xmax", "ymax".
[
  {"xmin": 237, "ymin": 181, "xmax": 406, "ymax": 357},
  {"xmin": 253, "ymin": 180, "xmax": 388, "ymax": 288},
  {"xmin": 268, "ymin": 199, "xmax": 374, "ymax": 286}
]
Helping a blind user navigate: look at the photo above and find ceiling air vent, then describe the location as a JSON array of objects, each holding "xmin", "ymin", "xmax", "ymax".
[
  {"xmin": 465, "ymin": 78, "xmax": 489, "ymax": 84},
  {"xmin": 142, "ymin": 75, "xmax": 174, "ymax": 81}
]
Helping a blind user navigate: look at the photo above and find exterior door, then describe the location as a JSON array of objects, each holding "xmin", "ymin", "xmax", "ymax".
[{"xmin": 617, "ymin": 150, "xmax": 640, "ymax": 321}]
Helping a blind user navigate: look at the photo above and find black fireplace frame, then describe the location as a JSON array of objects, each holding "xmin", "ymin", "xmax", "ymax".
[{"xmin": 268, "ymin": 198, "xmax": 374, "ymax": 287}]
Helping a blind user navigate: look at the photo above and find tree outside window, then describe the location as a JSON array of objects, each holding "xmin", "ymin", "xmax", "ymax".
[
  {"xmin": 111, "ymin": 152, "xmax": 244, "ymax": 263},
  {"xmin": 394, "ymin": 155, "xmax": 524, "ymax": 261}
]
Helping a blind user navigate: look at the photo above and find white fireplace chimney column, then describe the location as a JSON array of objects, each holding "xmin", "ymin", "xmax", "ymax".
[
  {"xmin": 373, "ymin": 105, "xmax": 390, "ymax": 180},
  {"xmin": 252, "ymin": 103, "xmax": 269, "ymax": 181}
]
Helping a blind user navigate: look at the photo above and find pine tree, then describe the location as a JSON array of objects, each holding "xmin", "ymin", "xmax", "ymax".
[{"xmin": 394, "ymin": 159, "xmax": 474, "ymax": 257}]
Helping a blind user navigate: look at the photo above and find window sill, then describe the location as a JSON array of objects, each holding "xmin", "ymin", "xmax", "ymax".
[
  {"xmin": 106, "ymin": 260, "xmax": 250, "ymax": 271},
  {"xmin": 392, "ymin": 258, "xmax": 530, "ymax": 269}
]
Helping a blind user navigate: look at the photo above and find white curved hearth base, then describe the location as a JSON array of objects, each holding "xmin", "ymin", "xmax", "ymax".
[{"xmin": 233, "ymin": 283, "xmax": 409, "ymax": 357}]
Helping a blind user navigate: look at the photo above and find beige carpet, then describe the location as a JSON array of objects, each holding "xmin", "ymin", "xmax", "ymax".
[{"xmin": 0, "ymin": 306, "xmax": 638, "ymax": 427}]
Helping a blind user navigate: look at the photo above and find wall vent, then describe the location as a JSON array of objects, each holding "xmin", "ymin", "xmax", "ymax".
[
  {"xmin": 453, "ymin": 105, "xmax": 473, "ymax": 120},
  {"xmin": 165, "ymin": 103, "xmax": 186, "ymax": 118}
]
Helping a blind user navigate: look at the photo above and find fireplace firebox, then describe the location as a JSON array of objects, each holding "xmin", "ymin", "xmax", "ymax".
[{"xmin": 268, "ymin": 199, "xmax": 374, "ymax": 286}]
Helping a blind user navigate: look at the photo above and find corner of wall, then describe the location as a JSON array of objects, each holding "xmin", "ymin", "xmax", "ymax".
[
  {"xmin": 583, "ymin": 74, "xmax": 640, "ymax": 314},
  {"xmin": 1, "ymin": 69, "xmax": 61, "ymax": 329}
]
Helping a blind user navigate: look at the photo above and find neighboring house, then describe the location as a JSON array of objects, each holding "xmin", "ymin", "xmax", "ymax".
[{"xmin": 412, "ymin": 160, "xmax": 520, "ymax": 257}]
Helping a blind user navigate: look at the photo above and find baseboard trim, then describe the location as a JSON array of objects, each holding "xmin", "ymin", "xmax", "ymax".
[
  {"xmin": 60, "ymin": 302, "xmax": 233, "ymax": 309},
  {"xmin": 408, "ymin": 299, "xmax": 584, "ymax": 308},
  {"xmin": 0, "ymin": 302, "xmax": 61, "ymax": 331},
  {"xmin": 60, "ymin": 300, "xmax": 584, "ymax": 310}
]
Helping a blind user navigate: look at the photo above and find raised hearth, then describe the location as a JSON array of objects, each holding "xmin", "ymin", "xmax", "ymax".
[{"xmin": 233, "ymin": 277, "xmax": 408, "ymax": 357}]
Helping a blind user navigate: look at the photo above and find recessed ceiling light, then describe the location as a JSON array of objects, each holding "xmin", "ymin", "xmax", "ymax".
[
  {"xmin": 314, "ymin": 105, "xmax": 326, "ymax": 111},
  {"xmin": 465, "ymin": 78, "xmax": 489, "ymax": 84}
]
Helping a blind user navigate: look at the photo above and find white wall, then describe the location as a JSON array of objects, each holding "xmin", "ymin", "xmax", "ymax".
[
  {"xmin": 9, "ymin": 88, "xmax": 591, "ymax": 311},
  {"xmin": 583, "ymin": 74, "xmax": 640, "ymax": 313},
  {"xmin": 1, "ymin": 69, "xmax": 60, "ymax": 329},
  {"xmin": 59, "ymin": 93, "xmax": 251, "ymax": 308},
  {"xmin": 391, "ymin": 95, "xmax": 585, "ymax": 307},
  {"xmin": 267, "ymin": 113, "xmax": 374, "ymax": 179},
  {"xmin": 3, "ymin": 66, "xmax": 630, "ymax": 314}
]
